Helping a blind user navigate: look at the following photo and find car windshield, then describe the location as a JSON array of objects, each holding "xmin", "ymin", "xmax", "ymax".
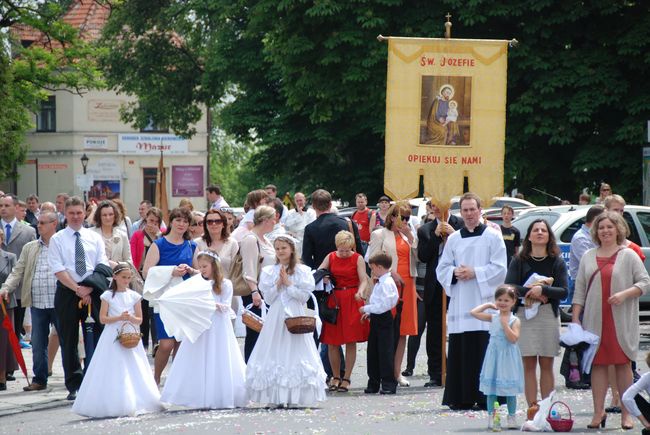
[{"xmin": 512, "ymin": 212, "xmax": 561, "ymax": 235}]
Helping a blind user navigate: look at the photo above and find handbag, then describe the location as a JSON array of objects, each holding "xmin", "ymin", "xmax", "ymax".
[
  {"xmin": 230, "ymin": 237, "xmax": 262, "ymax": 297},
  {"xmin": 317, "ymin": 290, "xmax": 339, "ymax": 325}
]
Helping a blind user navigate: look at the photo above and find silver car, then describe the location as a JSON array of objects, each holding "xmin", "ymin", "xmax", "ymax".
[{"xmin": 512, "ymin": 205, "xmax": 650, "ymax": 314}]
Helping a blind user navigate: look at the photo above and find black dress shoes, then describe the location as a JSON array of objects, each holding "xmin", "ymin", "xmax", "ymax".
[
  {"xmin": 6, "ymin": 374, "xmax": 15, "ymax": 381},
  {"xmin": 364, "ymin": 387, "xmax": 379, "ymax": 394},
  {"xmin": 380, "ymin": 389, "xmax": 396, "ymax": 395},
  {"xmin": 401, "ymin": 369, "xmax": 413, "ymax": 377},
  {"xmin": 66, "ymin": 391, "xmax": 77, "ymax": 401},
  {"xmin": 424, "ymin": 378, "xmax": 442, "ymax": 387}
]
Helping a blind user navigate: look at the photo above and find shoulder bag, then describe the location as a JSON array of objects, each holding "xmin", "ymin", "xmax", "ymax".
[{"xmin": 230, "ymin": 236, "xmax": 262, "ymax": 297}]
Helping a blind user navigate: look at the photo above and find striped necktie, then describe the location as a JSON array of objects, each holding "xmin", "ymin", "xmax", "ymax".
[{"xmin": 74, "ymin": 231, "xmax": 87, "ymax": 276}]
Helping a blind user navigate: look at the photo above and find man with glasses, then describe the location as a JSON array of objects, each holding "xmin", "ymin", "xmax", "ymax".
[{"xmin": 0, "ymin": 212, "xmax": 59, "ymax": 391}]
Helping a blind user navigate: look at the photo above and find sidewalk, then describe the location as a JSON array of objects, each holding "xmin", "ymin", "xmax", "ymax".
[
  {"xmin": 0, "ymin": 345, "xmax": 70, "ymax": 417},
  {"xmin": 0, "ymin": 315, "xmax": 247, "ymax": 418}
]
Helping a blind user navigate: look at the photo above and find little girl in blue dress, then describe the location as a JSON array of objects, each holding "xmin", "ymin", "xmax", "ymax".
[{"xmin": 471, "ymin": 285, "xmax": 524, "ymax": 430}]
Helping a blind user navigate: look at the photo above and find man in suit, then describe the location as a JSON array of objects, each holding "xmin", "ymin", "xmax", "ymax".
[
  {"xmin": 302, "ymin": 189, "xmax": 362, "ymax": 268},
  {"xmin": 55, "ymin": 193, "xmax": 69, "ymax": 230},
  {"xmin": 415, "ymin": 200, "xmax": 463, "ymax": 387},
  {"xmin": 25, "ymin": 195, "xmax": 39, "ymax": 228},
  {"xmin": 1, "ymin": 194, "xmax": 37, "ymax": 348},
  {"xmin": 302, "ymin": 189, "xmax": 362, "ymax": 381}
]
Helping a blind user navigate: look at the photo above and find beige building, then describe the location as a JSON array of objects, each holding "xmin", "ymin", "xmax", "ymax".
[
  {"xmin": 3, "ymin": 1, "xmax": 209, "ymax": 217},
  {"xmin": 6, "ymin": 89, "xmax": 209, "ymax": 217}
]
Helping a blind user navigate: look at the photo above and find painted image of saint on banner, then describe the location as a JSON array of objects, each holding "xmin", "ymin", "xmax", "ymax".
[{"xmin": 420, "ymin": 76, "xmax": 472, "ymax": 146}]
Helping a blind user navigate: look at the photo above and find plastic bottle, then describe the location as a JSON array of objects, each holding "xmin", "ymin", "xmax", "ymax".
[{"xmin": 492, "ymin": 401, "xmax": 502, "ymax": 432}]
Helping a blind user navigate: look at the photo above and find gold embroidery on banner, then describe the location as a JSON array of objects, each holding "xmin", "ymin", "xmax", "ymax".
[{"xmin": 389, "ymin": 41, "xmax": 507, "ymax": 66}]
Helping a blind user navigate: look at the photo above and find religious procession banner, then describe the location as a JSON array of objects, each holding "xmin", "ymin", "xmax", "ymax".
[{"xmin": 384, "ymin": 37, "xmax": 509, "ymax": 207}]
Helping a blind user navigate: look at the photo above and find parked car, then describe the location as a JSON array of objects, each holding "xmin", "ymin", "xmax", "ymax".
[{"xmin": 512, "ymin": 205, "xmax": 650, "ymax": 316}]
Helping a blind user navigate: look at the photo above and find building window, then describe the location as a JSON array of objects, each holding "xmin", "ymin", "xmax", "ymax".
[
  {"xmin": 140, "ymin": 116, "xmax": 168, "ymax": 133},
  {"xmin": 143, "ymin": 168, "xmax": 158, "ymax": 204},
  {"xmin": 36, "ymin": 96, "xmax": 56, "ymax": 132}
]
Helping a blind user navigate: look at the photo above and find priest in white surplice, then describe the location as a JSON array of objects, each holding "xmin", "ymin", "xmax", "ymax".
[{"xmin": 436, "ymin": 193, "xmax": 507, "ymax": 410}]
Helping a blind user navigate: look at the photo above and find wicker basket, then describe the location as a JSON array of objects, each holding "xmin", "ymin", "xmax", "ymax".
[
  {"xmin": 546, "ymin": 401, "xmax": 574, "ymax": 432},
  {"xmin": 116, "ymin": 322, "xmax": 142, "ymax": 349},
  {"xmin": 285, "ymin": 316, "xmax": 316, "ymax": 334},
  {"xmin": 242, "ymin": 304, "xmax": 264, "ymax": 333}
]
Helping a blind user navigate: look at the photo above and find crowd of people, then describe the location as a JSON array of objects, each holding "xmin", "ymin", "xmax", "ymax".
[{"xmin": 1, "ymin": 184, "xmax": 650, "ymax": 433}]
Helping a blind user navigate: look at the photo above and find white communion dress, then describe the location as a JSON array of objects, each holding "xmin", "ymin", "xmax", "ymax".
[
  {"xmin": 72, "ymin": 289, "xmax": 162, "ymax": 418},
  {"xmin": 161, "ymin": 279, "xmax": 247, "ymax": 409},
  {"xmin": 246, "ymin": 264, "xmax": 327, "ymax": 407}
]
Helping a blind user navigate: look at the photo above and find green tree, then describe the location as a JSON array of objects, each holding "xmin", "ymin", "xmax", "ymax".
[
  {"xmin": 99, "ymin": 0, "xmax": 650, "ymax": 204},
  {"xmin": 210, "ymin": 120, "xmax": 262, "ymax": 207},
  {"xmin": 0, "ymin": 0, "xmax": 103, "ymax": 181}
]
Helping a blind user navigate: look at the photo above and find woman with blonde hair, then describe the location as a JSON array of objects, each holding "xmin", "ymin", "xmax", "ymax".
[
  {"xmin": 573, "ymin": 211, "xmax": 650, "ymax": 430},
  {"xmin": 318, "ymin": 230, "xmax": 369, "ymax": 392},
  {"xmin": 367, "ymin": 201, "xmax": 418, "ymax": 387},
  {"xmin": 240, "ymin": 205, "xmax": 277, "ymax": 361}
]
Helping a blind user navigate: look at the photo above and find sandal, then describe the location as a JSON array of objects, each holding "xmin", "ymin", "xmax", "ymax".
[
  {"xmin": 328, "ymin": 377, "xmax": 341, "ymax": 392},
  {"xmin": 338, "ymin": 378, "xmax": 351, "ymax": 393}
]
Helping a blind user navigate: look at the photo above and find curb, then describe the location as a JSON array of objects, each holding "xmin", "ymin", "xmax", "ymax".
[{"xmin": 0, "ymin": 398, "xmax": 70, "ymax": 418}]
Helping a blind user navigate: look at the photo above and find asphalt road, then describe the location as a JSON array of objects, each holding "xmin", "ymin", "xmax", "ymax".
[{"xmin": 2, "ymin": 329, "xmax": 650, "ymax": 434}]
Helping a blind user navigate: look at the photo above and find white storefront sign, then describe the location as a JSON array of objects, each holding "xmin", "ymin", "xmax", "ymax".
[
  {"xmin": 118, "ymin": 134, "xmax": 189, "ymax": 155},
  {"xmin": 87, "ymin": 158, "xmax": 121, "ymax": 181},
  {"xmin": 84, "ymin": 136, "xmax": 108, "ymax": 150}
]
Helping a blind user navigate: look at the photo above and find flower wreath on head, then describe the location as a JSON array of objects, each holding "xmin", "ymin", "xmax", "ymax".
[
  {"xmin": 269, "ymin": 234, "xmax": 299, "ymax": 247},
  {"xmin": 197, "ymin": 250, "xmax": 221, "ymax": 262}
]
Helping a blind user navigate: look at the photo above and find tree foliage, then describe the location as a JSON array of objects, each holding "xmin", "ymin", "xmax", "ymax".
[
  {"xmin": 99, "ymin": 0, "xmax": 650, "ymax": 204},
  {"xmin": 0, "ymin": 0, "xmax": 104, "ymax": 181}
]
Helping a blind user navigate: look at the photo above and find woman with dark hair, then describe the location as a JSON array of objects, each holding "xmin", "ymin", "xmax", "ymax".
[
  {"xmin": 504, "ymin": 219, "xmax": 568, "ymax": 408},
  {"xmin": 194, "ymin": 209, "xmax": 238, "ymax": 278},
  {"xmin": 111, "ymin": 198, "xmax": 133, "ymax": 240},
  {"xmin": 142, "ymin": 207, "xmax": 198, "ymax": 385},
  {"xmin": 367, "ymin": 201, "xmax": 418, "ymax": 387},
  {"xmin": 91, "ymin": 200, "xmax": 133, "ymax": 269},
  {"xmin": 130, "ymin": 207, "xmax": 163, "ymax": 352}
]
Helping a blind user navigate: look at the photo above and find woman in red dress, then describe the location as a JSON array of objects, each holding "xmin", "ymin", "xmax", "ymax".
[
  {"xmin": 572, "ymin": 211, "xmax": 650, "ymax": 430},
  {"xmin": 319, "ymin": 231, "xmax": 369, "ymax": 393}
]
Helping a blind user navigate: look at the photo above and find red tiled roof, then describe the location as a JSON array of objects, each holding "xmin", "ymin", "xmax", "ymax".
[{"xmin": 11, "ymin": 0, "xmax": 110, "ymax": 47}]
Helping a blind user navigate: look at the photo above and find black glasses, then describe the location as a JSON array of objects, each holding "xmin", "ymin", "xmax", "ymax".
[
  {"xmin": 191, "ymin": 221, "xmax": 204, "ymax": 227},
  {"xmin": 399, "ymin": 215, "xmax": 409, "ymax": 221},
  {"xmin": 206, "ymin": 219, "xmax": 224, "ymax": 225},
  {"xmin": 37, "ymin": 220, "xmax": 56, "ymax": 225}
]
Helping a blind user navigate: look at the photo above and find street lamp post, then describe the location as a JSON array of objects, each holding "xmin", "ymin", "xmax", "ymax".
[{"xmin": 80, "ymin": 153, "xmax": 89, "ymax": 203}]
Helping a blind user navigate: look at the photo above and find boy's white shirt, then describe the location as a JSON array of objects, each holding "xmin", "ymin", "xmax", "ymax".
[{"xmin": 363, "ymin": 272, "xmax": 398, "ymax": 315}]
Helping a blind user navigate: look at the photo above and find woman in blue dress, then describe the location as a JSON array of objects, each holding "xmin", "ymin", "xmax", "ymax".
[
  {"xmin": 471, "ymin": 285, "xmax": 525, "ymax": 430},
  {"xmin": 142, "ymin": 207, "xmax": 197, "ymax": 385}
]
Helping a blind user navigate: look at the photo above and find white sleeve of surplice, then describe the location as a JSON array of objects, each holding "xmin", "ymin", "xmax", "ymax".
[
  {"xmin": 473, "ymin": 230, "xmax": 508, "ymax": 299},
  {"xmin": 436, "ymin": 233, "xmax": 458, "ymax": 297}
]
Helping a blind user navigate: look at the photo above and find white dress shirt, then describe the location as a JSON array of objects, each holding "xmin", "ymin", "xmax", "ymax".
[
  {"xmin": 48, "ymin": 226, "xmax": 108, "ymax": 282},
  {"xmin": 363, "ymin": 272, "xmax": 398, "ymax": 315}
]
